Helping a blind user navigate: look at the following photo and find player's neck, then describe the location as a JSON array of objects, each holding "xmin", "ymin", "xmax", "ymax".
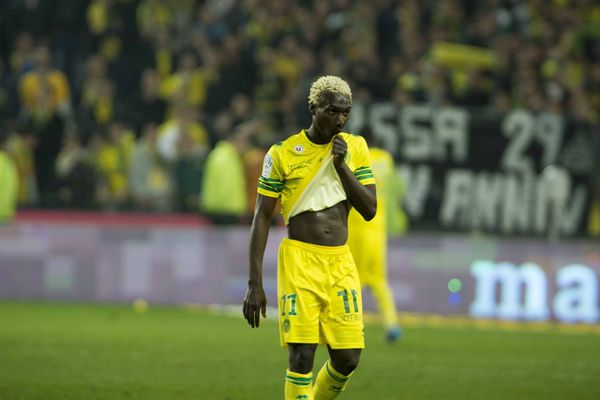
[{"xmin": 305, "ymin": 126, "xmax": 331, "ymax": 145}]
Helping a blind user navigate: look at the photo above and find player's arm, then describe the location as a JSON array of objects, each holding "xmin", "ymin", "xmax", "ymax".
[
  {"xmin": 332, "ymin": 135, "xmax": 377, "ymax": 221},
  {"xmin": 243, "ymin": 194, "xmax": 278, "ymax": 328}
]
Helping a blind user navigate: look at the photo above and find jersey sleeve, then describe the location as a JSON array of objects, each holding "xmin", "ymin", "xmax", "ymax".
[
  {"xmin": 352, "ymin": 136, "xmax": 376, "ymax": 186},
  {"xmin": 257, "ymin": 145, "xmax": 284, "ymax": 198}
]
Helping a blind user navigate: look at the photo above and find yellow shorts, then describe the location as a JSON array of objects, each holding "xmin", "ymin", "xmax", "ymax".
[{"xmin": 277, "ymin": 238, "xmax": 365, "ymax": 349}]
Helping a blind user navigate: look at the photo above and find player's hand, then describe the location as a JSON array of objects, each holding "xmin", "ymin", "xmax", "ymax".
[
  {"xmin": 332, "ymin": 135, "xmax": 348, "ymax": 167},
  {"xmin": 243, "ymin": 285, "xmax": 267, "ymax": 328}
]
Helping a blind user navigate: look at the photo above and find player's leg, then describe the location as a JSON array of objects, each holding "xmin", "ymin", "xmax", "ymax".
[
  {"xmin": 285, "ymin": 343, "xmax": 317, "ymax": 400},
  {"xmin": 279, "ymin": 239, "xmax": 327, "ymax": 400},
  {"xmin": 313, "ymin": 348, "xmax": 361, "ymax": 399},
  {"xmin": 365, "ymin": 232, "xmax": 401, "ymax": 341},
  {"xmin": 327, "ymin": 347, "xmax": 361, "ymax": 375},
  {"xmin": 288, "ymin": 343, "xmax": 318, "ymax": 373},
  {"xmin": 314, "ymin": 247, "xmax": 364, "ymax": 399}
]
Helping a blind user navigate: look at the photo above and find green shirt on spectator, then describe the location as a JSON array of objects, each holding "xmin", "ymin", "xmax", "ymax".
[
  {"xmin": 0, "ymin": 151, "xmax": 18, "ymax": 221},
  {"xmin": 201, "ymin": 140, "xmax": 246, "ymax": 217}
]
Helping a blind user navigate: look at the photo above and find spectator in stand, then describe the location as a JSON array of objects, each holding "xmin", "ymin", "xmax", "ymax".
[
  {"xmin": 156, "ymin": 103, "xmax": 209, "ymax": 162},
  {"xmin": 136, "ymin": 0, "xmax": 176, "ymax": 42},
  {"xmin": 55, "ymin": 132, "xmax": 97, "ymax": 209},
  {"xmin": 159, "ymin": 50, "xmax": 215, "ymax": 109},
  {"xmin": 5, "ymin": 127, "xmax": 37, "ymax": 207},
  {"xmin": 148, "ymin": 29, "xmax": 175, "ymax": 82},
  {"xmin": 90, "ymin": 122, "xmax": 134, "ymax": 210},
  {"xmin": 173, "ymin": 128, "xmax": 205, "ymax": 213},
  {"xmin": 21, "ymin": 82, "xmax": 66, "ymax": 207},
  {"xmin": 200, "ymin": 123, "xmax": 253, "ymax": 225},
  {"xmin": 208, "ymin": 93, "xmax": 259, "ymax": 145},
  {"xmin": 204, "ymin": 34, "xmax": 257, "ymax": 113},
  {"xmin": 18, "ymin": 45, "xmax": 71, "ymax": 115},
  {"xmin": 239, "ymin": 119, "xmax": 268, "ymax": 220},
  {"xmin": 0, "ymin": 131, "xmax": 19, "ymax": 222},
  {"xmin": 0, "ymin": 0, "xmax": 596, "ymax": 222},
  {"xmin": 129, "ymin": 123, "xmax": 173, "ymax": 212},
  {"xmin": 75, "ymin": 55, "xmax": 119, "ymax": 137},
  {"xmin": 129, "ymin": 68, "xmax": 167, "ymax": 132},
  {"xmin": 0, "ymin": 58, "xmax": 19, "ymax": 122},
  {"xmin": 8, "ymin": 31, "xmax": 36, "ymax": 77}
]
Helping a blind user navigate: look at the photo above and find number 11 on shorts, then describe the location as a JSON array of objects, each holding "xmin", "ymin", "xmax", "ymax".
[
  {"xmin": 337, "ymin": 289, "xmax": 359, "ymax": 314},
  {"xmin": 281, "ymin": 293, "xmax": 298, "ymax": 316}
]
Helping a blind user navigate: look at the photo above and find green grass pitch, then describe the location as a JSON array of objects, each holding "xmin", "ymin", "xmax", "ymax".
[{"xmin": 1, "ymin": 301, "xmax": 599, "ymax": 400}]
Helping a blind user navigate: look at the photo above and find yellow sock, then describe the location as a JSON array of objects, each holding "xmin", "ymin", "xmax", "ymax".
[
  {"xmin": 313, "ymin": 360, "xmax": 353, "ymax": 400},
  {"xmin": 285, "ymin": 369, "xmax": 313, "ymax": 400}
]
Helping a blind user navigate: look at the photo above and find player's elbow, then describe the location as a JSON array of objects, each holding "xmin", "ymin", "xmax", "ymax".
[
  {"xmin": 362, "ymin": 201, "xmax": 377, "ymax": 221},
  {"xmin": 363, "ymin": 209, "xmax": 376, "ymax": 221}
]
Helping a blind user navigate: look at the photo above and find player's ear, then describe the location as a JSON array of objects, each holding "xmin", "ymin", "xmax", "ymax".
[{"xmin": 308, "ymin": 103, "xmax": 315, "ymax": 115}]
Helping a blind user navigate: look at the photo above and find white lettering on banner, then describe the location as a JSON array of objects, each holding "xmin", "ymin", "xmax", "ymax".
[
  {"xmin": 352, "ymin": 103, "xmax": 469, "ymax": 162},
  {"xmin": 553, "ymin": 265, "xmax": 599, "ymax": 323},
  {"xmin": 561, "ymin": 185, "xmax": 588, "ymax": 236},
  {"xmin": 470, "ymin": 260, "xmax": 549, "ymax": 320},
  {"xmin": 399, "ymin": 105, "xmax": 469, "ymax": 162},
  {"xmin": 535, "ymin": 113, "xmax": 564, "ymax": 167},
  {"xmin": 500, "ymin": 172, "xmax": 534, "ymax": 234},
  {"xmin": 501, "ymin": 111, "xmax": 564, "ymax": 172},
  {"xmin": 439, "ymin": 169, "xmax": 589, "ymax": 235},
  {"xmin": 348, "ymin": 101, "xmax": 590, "ymax": 235},
  {"xmin": 400, "ymin": 164, "xmax": 431, "ymax": 219},
  {"xmin": 439, "ymin": 170, "xmax": 536, "ymax": 233},
  {"xmin": 501, "ymin": 110, "xmax": 536, "ymax": 172},
  {"xmin": 440, "ymin": 169, "xmax": 471, "ymax": 227},
  {"xmin": 470, "ymin": 260, "xmax": 599, "ymax": 323},
  {"xmin": 401, "ymin": 105, "xmax": 432, "ymax": 160},
  {"xmin": 472, "ymin": 172, "xmax": 504, "ymax": 230},
  {"xmin": 433, "ymin": 108, "xmax": 468, "ymax": 162}
]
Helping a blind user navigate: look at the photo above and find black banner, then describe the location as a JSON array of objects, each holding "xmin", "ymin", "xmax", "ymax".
[{"xmin": 349, "ymin": 103, "xmax": 598, "ymax": 237}]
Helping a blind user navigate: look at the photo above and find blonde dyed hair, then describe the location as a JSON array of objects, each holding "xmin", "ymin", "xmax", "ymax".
[{"xmin": 308, "ymin": 75, "xmax": 352, "ymax": 107}]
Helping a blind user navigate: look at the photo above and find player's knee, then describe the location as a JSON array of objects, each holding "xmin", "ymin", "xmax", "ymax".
[
  {"xmin": 331, "ymin": 349, "xmax": 361, "ymax": 375},
  {"xmin": 288, "ymin": 344, "xmax": 317, "ymax": 373}
]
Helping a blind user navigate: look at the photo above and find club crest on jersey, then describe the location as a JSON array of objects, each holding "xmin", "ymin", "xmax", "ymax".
[{"xmin": 294, "ymin": 144, "xmax": 305, "ymax": 154}]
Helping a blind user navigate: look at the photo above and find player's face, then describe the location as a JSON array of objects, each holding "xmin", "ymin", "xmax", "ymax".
[{"xmin": 313, "ymin": 91, "xmax": 352, "ymax": 140}]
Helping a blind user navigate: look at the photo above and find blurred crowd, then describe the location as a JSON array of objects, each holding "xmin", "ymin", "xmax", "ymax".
[{"xmin": 0, "ymin": 0, "xmax": 599, "ymax": 224}]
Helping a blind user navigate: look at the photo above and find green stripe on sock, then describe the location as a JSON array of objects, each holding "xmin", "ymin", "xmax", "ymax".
[
  {"xmin": 286, "ymin": 375, "xmax": 313, "ymax": 384},
  {"xmin": 286, "ymin": 378, "xmax": 312, "ymax": 387}
]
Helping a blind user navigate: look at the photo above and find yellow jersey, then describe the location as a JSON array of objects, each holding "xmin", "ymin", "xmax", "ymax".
[{"xmin": 257, "ymin": 130, "xmax": 375, "ymax": 224}]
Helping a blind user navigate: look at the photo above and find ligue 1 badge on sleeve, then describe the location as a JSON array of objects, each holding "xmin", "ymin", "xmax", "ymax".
[
  {"xmin": 294, "ymin": 144, "xmax": 304, "ymax": 154},
  {"xmin": 262, "ymin": 153, "xmax": 273, "ymax": 177}
]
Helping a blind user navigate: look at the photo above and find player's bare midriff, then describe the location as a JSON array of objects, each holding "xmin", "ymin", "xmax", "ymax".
[{"xmin": 287, "ymin": 201, "xmax": 349, "ymax": 246}]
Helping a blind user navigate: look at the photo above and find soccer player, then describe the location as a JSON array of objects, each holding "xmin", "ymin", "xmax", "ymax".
[
  {"xmin": 243, "ymin": 75, "xmax": 377, "ymax": 400},
  {"xmin": 347, "ymin": 128, "xmax": 404, "ymax": 343}
]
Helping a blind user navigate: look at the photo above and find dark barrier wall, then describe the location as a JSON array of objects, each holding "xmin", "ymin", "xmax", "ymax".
[
  {"xmin": 1, "ymin": 213, "xmax": 598, "ymax": 324},
  {"xmin": 349, "ymin": 103, "xmax": 599, "ymax": 237}
]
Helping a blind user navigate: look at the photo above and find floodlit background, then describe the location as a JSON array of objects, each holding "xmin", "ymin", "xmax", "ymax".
[{"xmin": 0, "ymin": 1, "xmax": 599, "ymax": 399}]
